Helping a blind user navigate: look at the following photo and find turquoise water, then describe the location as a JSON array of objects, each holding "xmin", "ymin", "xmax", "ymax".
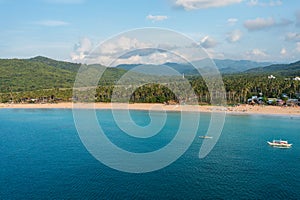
[{"xmin": 1, "ymin": 109, "xmax": 300, "ymax": 199}]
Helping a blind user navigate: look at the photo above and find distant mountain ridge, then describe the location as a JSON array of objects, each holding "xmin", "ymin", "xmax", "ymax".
[
  {"xmin": 116, "ymin": 59, "xmax": 274, "ymax": 74},
  {"xmin": 245, "ymin": 60, "xmax": 300, "ymax": 76},
  {"xmin": 1, "ymin": 56, "xmax": 299, "ymax": 93},
  {"xmin": 23, "ymin": 56, "xmax": 276, "ymax": 75},
  {"xmin": 213, "ymin": 59, "xmax": 273, "ymax": 73}
]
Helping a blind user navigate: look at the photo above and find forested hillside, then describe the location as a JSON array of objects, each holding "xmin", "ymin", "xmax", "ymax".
[
  {"xmin": 0, "ymin": 56, "xmax": 127, "ymax": 92},
  {"xmin": 1, "ymin": 56, "xmax": 299, "ymax": 104}
]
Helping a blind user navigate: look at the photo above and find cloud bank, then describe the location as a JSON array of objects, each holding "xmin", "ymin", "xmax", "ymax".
[
  {"xmin": 175, "ymin": 0, "xmax": 242, "ymax": 10},
  {"xmin": 244, "ymin": 17, "xmax": 292, "ymax": 31},
  {"xmin": 35, "ymin": 20, "xmax": 69, "ymax": 27}
]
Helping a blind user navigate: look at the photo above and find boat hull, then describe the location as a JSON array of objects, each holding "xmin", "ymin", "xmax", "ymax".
[
  {"xmin": 267, "ymin": 141, "xmax": 292, "ymax": 148},
  {"xmin": 199, "ymin": 136, "xmax": 213, "ymax": 139}
]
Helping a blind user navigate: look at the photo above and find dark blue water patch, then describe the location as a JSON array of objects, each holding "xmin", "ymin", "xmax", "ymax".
[{"xmin": 0, "ymin": 109, "xmax": 300, "ymax": 199}]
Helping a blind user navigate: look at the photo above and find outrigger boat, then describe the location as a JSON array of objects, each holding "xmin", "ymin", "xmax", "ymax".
[
  {"xmin": 199, "ymin": 136, "xmax": 213, "ymax": 139},
  {"xmin": 267, "ymin": 140, "xmax": 292, "ymax": 148}
]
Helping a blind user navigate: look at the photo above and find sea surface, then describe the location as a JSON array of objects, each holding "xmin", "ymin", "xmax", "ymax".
[{"xmin": 1, "ymin": 109, "xmax": 300, "ymax": 199}]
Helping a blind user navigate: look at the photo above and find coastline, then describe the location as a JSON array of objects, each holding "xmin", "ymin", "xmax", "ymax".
[{"xmin": 1, "ymin": 102, "xmax": 300, "ymax": 116}]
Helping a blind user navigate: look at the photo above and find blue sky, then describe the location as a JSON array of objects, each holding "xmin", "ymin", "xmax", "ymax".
[{"xmin": 0, "ymin": 0, "xmax": 299, "ymax": 63}]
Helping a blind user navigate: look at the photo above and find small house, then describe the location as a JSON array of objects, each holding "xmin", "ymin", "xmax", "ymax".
[
  {"xmin": 268, "ymin": 75, "xmax": 276, "ymax": 79},
  {"xmin": 293, "ymin": 77, "xmax": 300, "ymax": 81}
]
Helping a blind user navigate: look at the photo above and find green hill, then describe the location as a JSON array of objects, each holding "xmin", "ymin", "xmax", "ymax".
[
  {"xmin": 0, "ymin": 58, "xmax": 75, "ymax": 92},
  {"xmin": 0, "ymin": 56, "xmax": 127, "ymax": 92},
  {"xmin": 28, "ymin": 56, "xmax": 81, "ymax": 73}
]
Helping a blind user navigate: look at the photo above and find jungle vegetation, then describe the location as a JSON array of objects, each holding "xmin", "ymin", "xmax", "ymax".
[{"xmin": 1, "ymin": 56, "xmax": 300, "ymax": 104}]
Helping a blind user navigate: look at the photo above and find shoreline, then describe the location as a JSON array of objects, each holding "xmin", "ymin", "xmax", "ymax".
[{"xmin": 1, "ymin": 102, "xmax": 300, "ymax": 116}]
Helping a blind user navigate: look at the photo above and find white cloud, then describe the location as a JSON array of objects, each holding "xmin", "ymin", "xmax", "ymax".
[
  {"xmin": 227, "ymin": 18, "xmax": 238, "ymax": 26},
  {"xmin": 71, "ymin": 37, "xmax": 155, "ymax": 65},
  {"xmin": 247, "ymin": 0, "xmax": 282, "ymax": 6},
  {"xmin": 244, "ymin": 17, "xmax": 275, "ymax": 31},
  {"xmin": 174, "ymin": 0, "xmax": 242, "ymax": 10},
  {"xmin": 226, "ymin": 29, "xmax": 242, "ymax": 43},
  {"xmin": 70, "ymin": 37, "xmax": 92, "ymax": 62},
  {"xmin": 245, "ymin": 48, "xmax": 268, "ymax": 60},
  {"xmin": 200, "ymin": 36, "xmax": 218, "ymax": 48},
  {"xmin": 75, "ymin": 38, "xmax": 92, "ymax": 53},
  {"xmin": 114, "ymin": 55, "xmax": 143, "ymax": 65},
  {"xmin": 243, "ymin": 17, "xmax": 292, "ymax": 31},
  {"xmin": 99, "ymin": 36, "xmax": 151, "ymax": 55},
  {"xmin": 250, "ymin": 49, "xmax": 267, "ymax": 56},
  {"xmin": 146, "ymin": 14, "xmax": 168, "ymax": 22},
  {"xmin": 70, "ymin": 36, "xmax": 222, "ymax": 66},
  {"xmin": 113, "ymin": 52, "xmax": 182, "ymax": 66},
  {"xmin": 285, "ymin": 32, "xmax": 300, "ymax": 42},
  {"xmin": 36, "ymin": 20, "xmax": 69, "ymax": 27},
  {"xmin": 280, "ymin": 47, "xmax": 287, "ymax": 55}
]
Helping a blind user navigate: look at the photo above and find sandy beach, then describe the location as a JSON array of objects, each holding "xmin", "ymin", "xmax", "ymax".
[{"xmin": 1, "ymin": 102, "xmax": 300, "ymax": 116}]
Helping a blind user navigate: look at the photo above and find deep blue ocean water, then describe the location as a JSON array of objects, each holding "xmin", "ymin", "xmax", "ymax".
[{"xmin": 1, "ymin": 109, "xmax": 300, "ymax": 199}]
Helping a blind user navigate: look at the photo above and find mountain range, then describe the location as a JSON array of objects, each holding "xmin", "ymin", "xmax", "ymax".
[
  {"xmin": 245, "ymin": 61, "xmax": 300, "ymax": 76},
  {"xmin": 1, "ymin": 56, "xmax": 299, "ymax": 93},
  {"xmin": 116, "ymin": 59, "xmax": 273, "ymax": 75}
]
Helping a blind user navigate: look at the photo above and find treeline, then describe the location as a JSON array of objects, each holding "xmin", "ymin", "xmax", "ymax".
[
  {"xmin": 1, "ymin": 56, "xmax": 299, "ymax": 104},
  {"xmin": 2, "ymin": 74, "xmax": 300, "ymax": 104},
  {"xmin": 221, "ymin": 74, "xmax": 300, "ymax": 104}
]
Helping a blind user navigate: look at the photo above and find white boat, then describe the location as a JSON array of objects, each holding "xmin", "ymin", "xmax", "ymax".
[
  {"xmin": 199, "ymin": 136, "xmax": 213, "ymax": 139},
  {"xmin": 267, "ymin": 140, "xmax": 292, "ymax": 148}
]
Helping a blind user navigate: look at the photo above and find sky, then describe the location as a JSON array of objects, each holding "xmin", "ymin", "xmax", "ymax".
[{"xmin": 0, "ymin": 0, "xmax": 299, "ymax": 64}]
